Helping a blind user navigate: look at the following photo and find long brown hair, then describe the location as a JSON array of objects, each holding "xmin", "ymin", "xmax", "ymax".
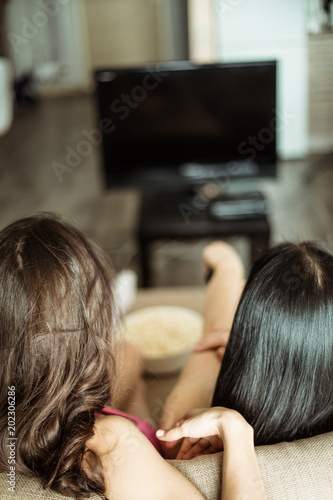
[{"xmin": 0, "ymin": 213, "xmax": 119, "ymax": 498}]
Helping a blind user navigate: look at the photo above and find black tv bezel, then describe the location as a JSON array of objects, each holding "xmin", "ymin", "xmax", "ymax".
[{"xmin": 94, "ymin": 60, "xmax": 277, "ymax": 191}]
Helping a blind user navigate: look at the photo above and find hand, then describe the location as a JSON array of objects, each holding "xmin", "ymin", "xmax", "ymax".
[
  {"xmin": 162, "ymin": 411, "xmax": 223, "ymax": 460},
  {"xmin": 157, "ymin": 407, "xmax": 253, "ymax": 460},
  {"xmin": 192, "ymin": 327, "xmax": 230, "ymax": 361}
]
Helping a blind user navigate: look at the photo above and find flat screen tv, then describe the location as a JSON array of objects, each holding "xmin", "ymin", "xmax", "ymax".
[{"xmin": 94, "ymin": 60, "xmax": 277, "ymax": 191}]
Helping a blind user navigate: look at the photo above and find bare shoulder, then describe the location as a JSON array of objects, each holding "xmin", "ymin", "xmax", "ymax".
[
  {"xmin": 93, "ymin": 414, "xmax": 133, "ymax": 435},
  {"xmin": 87, "ymin": 414, "xmax": 135, "ymax": 455},
  {"xmin": 88, "ymin": 415, "xmax": 204, "ymax": 500}
]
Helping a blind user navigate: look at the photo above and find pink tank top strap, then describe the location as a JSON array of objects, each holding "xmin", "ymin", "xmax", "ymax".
[{"xmin": 95, "ymin": 406, "xmax": 164, "ymax": 457}]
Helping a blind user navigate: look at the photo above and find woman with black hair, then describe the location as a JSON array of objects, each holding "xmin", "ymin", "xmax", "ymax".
[{"xmin": 158, "ymin": 240, "xmax": 333, "ymax": 458}]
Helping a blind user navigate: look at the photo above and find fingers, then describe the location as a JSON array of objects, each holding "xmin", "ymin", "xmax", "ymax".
[
  {"xmin": 156, "ymin": 425, "xmax": 188, "ymax": 442},
  {"xmin": 175, "ymin": 436, "xmax": 223, "ymax": 460},
  {"xmin": 156, "ymin": 408, "xmax": 215, "ymax": 442},
  {"xmin": 156, "ymin": 416, "xmax": 195, "ymax": 442},
  {"xmin": 175, "ymin": 437, "xmax": 200, "ymax": 459},
  {"xmin": 160, "ymin": 439, "xmax": 183, "ymax": 459},
  {"xmin": 162, "ymin": 439, "xmax": 180, "ymax": 449},
  {"xmin": 176, "ymin": 437, "xmax": 211, "ymax": 460}
]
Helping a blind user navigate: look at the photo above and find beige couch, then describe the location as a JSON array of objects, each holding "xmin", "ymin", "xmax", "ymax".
[{"xmin": 1, "ymin": 287, "xmax": 333, "ymax": 500}]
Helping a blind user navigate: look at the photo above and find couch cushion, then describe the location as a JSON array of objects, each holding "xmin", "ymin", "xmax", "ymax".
[
  {"xmin": 171, "ymin": 431, "xmax": 333, "ymax": 500},
  {"xmin": 0, "ymin": 471, "xmax": 101, "ymax": 500},
  {"xmin": 1, "ymin": 431, "xmax": 333, "ymax": 499}
]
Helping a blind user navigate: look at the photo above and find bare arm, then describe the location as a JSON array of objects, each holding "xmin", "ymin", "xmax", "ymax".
[
  {"xmin": 221, "ymin": 422, "xmax": 266, "ymax": 500},
  {"xmin": 87, "ymin": 415, "xmax": 205, "ymax": 500},
  {"xmin": 157, "ymin": 407, "xmax": 267, "ymax": 500}
]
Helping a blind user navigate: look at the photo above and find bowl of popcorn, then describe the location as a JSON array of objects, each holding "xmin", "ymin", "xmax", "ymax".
[{"xmin": 122, "ymin": 306, "xmax": 204, "ymax": 375}]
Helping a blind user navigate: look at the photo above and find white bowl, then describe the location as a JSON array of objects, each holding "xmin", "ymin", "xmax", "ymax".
[{"xmin": 123, "ymin": 306, "xmax": 204, "ymax": 375}]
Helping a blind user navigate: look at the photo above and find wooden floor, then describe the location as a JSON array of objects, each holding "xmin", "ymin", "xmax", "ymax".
[{"xmin": 1, "ymin": 94, "xmax": 333, "ymax": 286}]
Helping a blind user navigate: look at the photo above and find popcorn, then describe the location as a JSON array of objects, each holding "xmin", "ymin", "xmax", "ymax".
[{"xmin": 123, "ymin": 306, "xmax": 203, "ymax": 358}]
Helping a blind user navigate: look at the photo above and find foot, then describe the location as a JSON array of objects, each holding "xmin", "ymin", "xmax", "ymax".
[{"xmin": 203, "ymin": 241, "xmax": 244, "ymax": 277}]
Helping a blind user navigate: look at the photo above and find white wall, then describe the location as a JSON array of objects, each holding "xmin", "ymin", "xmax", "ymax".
[
  {"xmin": 5, "ymin": 0, "xmax": 33, "ymax": 78},
  {"xmin": 4, "ymin": 0, "xmax": 89, "ymax": 92},
  {"xmin": 188, "ymin": 0, "xmax": 216, "ymax": 61},
  {"xmin": 214, "ymin": 0, "xmax": 309, "ymax": 160}
]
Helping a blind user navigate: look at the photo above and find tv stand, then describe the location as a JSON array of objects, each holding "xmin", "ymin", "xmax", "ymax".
[
  {"xmin": 137, "ymin": 190, "xmax": 271, "ymax": 287},
  {"xmin": 208, "ymin": 191, "xmax": 268, "ymax": 221}
]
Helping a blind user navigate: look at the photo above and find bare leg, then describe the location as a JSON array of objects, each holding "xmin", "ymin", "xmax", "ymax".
[
  {"xmin": 202, "ymin": 241, "xmax": 245, "ymax": 332},
  {"xmin": 159, "ymin": 241, "xmax": 246, "ymax": 457}
]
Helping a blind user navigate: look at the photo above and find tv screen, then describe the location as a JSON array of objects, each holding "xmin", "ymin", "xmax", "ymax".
[{"xmin": 94, "ymin": 60, "xmax": 277, "ymax": 190}]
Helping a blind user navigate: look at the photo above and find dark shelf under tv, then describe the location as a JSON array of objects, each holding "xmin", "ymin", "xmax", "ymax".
[
  {"xmin": 137, "ymin": 189, "xmax": 270, "ymax": 287},
  {"xmin": 103, "ymin": 161, "xmax": 276, "ymax": 191}
]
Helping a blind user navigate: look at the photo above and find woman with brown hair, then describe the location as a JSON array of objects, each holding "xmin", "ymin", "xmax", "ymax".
[{"xmin": 0, "ymin": 213, "xmax": 266, "ymax": 500}]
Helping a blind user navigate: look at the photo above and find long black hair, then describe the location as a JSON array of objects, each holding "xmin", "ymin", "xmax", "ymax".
[{"xmin": 212, "ymin": 241, "xmax": 333, "ymax": 445}]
